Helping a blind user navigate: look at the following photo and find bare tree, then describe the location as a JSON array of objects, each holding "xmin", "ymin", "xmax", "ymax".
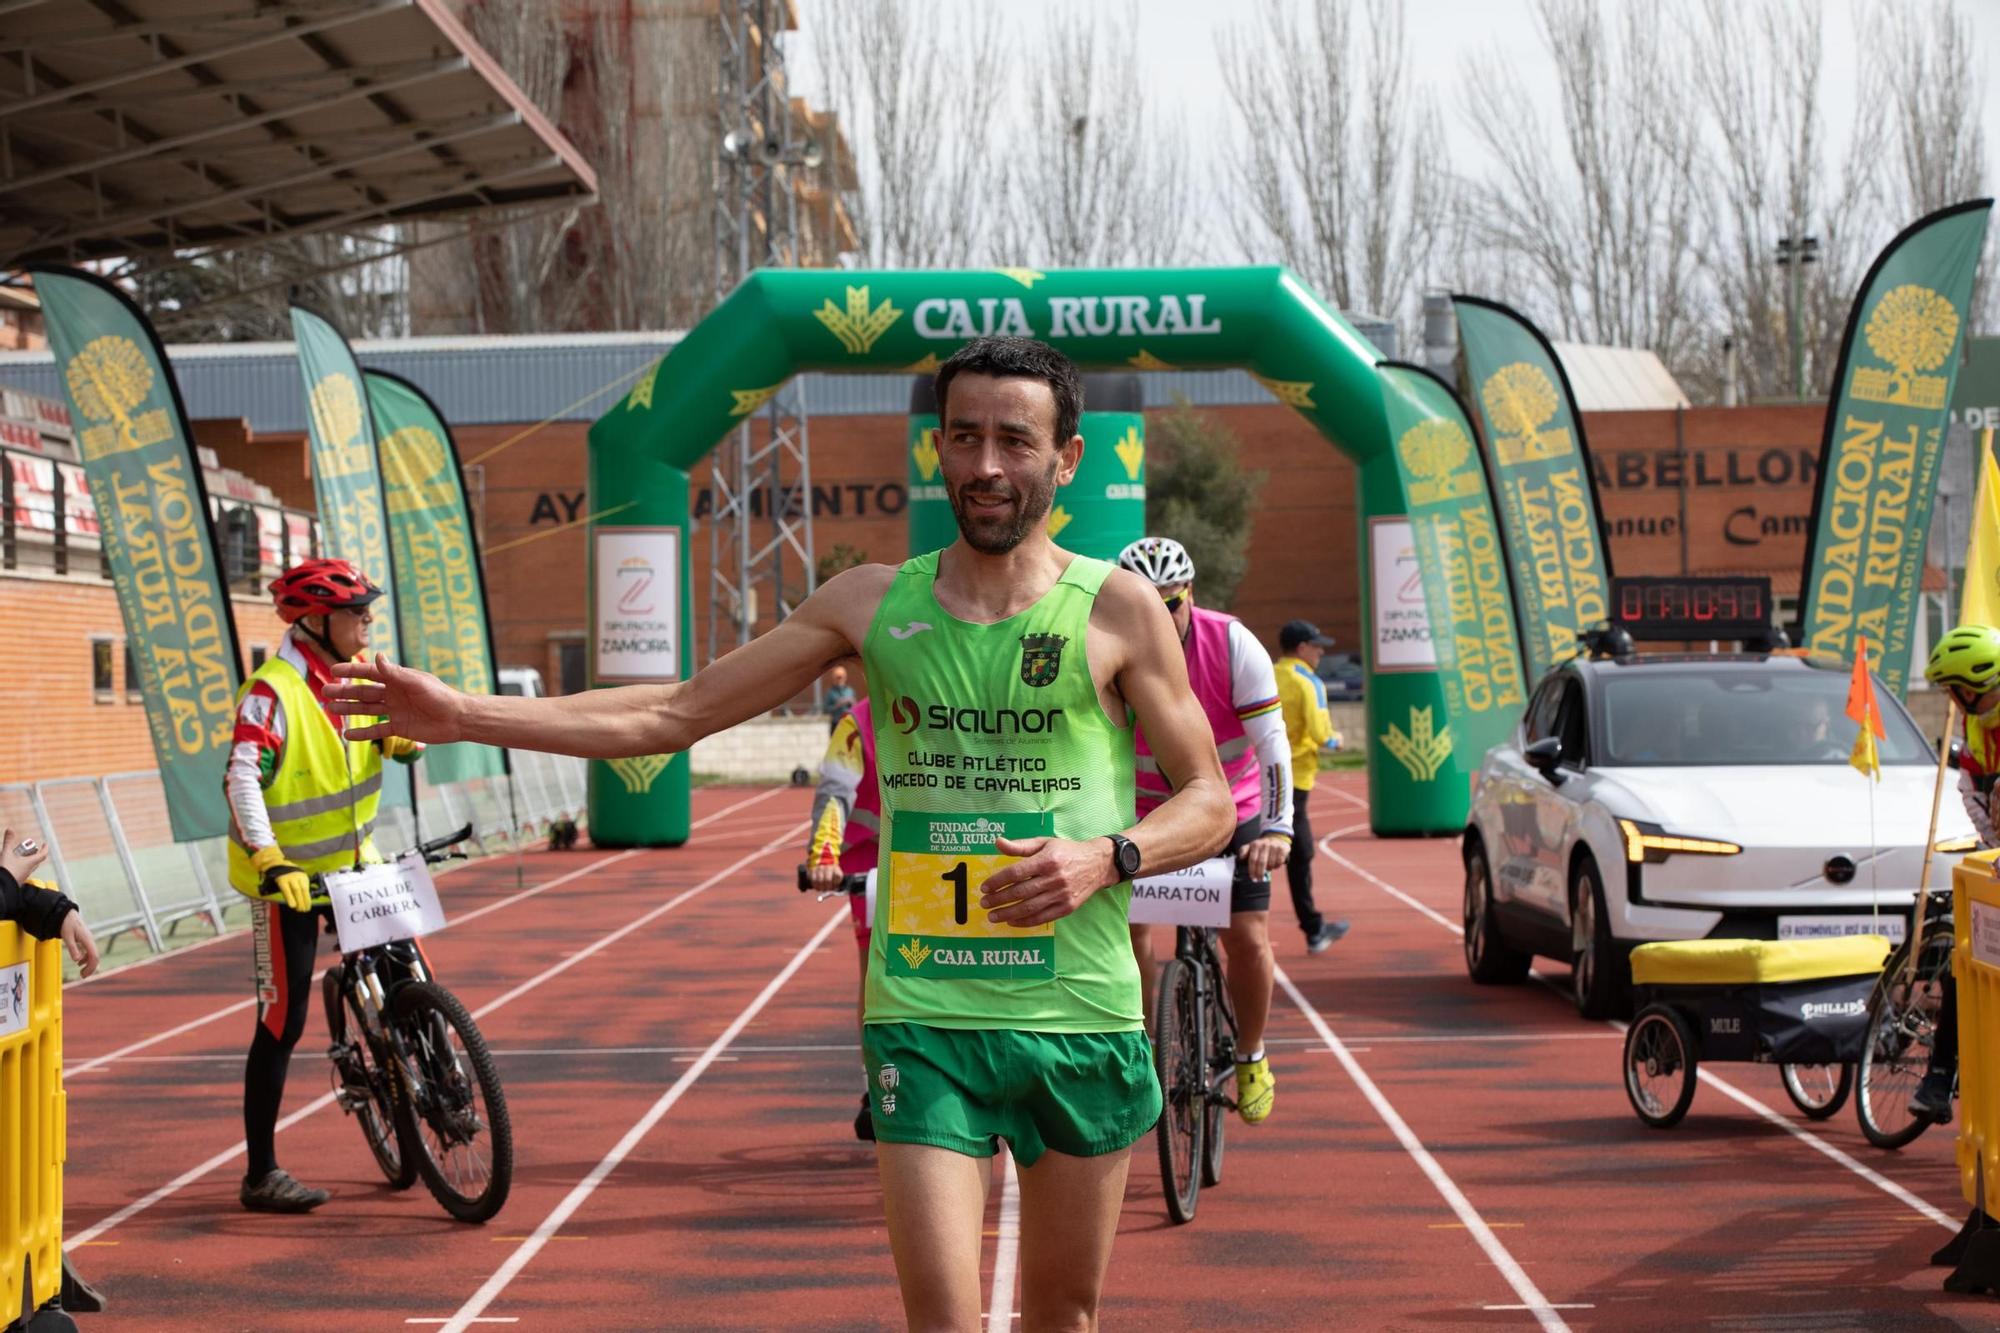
[
  {"xmin": 452, "ymin": 0, "xmax": 584, "ymax": 333},
  {"xmin": 1220, "ymin": 0, "xmax": 1445, "ymax": 331},
  {"xmin": 999, "ymin": 3, "xmax": 1200, "ymax": 269},
  {"xmin": 570, "ymin": 3, "xmax": 709, "ymax": 330},
  {"xmin": 1874, "ymin": 0, "xmax": 1987, "ymax": 220},
  {"xmin": 807, "ymin": 0, "xmax": 998, "ymax": 268},
  {"xmin": 1686, "ymin": 0, "xmax": 1880, "ymax": 402},
  {"xmin": 1458, "ymin": 0, "xmax": 1704, "ymax": 367}
]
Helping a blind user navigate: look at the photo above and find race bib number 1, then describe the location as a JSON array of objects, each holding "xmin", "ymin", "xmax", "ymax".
[{"xmin": 886, "ymin": 810, "xmax": 1055, "ymax": 979}]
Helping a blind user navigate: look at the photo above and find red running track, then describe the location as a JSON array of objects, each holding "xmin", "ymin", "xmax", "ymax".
[{"xmin": 51, "ymin": 777, "xmax": 1993, "ymax": 1330}]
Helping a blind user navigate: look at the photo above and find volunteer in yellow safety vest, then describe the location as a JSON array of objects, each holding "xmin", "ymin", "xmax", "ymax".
[
  {"xmin": 226, "ymin": 558, "xmax": 421, "ymax": 1213},
  {"xmin": 1911, "ymin": 624, "xmax": 2000, "ymax": 1124}
]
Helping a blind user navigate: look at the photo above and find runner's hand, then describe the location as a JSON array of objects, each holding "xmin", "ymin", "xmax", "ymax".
[
  {"xmin": 59, "ymin": 910, "xmax": 98, "ymax": 978},
  {"xmin": 981, "ymin": 837, "xmax": 1111, "ymax": 927},
  {"xmin": 325, "ymin": 654, "xmax": 463, "ymax": 744},
  {"xmin": 1244, "ymin": 833, "xmax": 1290, "ymax": 880}
]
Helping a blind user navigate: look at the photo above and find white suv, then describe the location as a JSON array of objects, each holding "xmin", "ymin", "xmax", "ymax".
[{"xmin": 1461, "ymin": 649, "xmax": 1972, "ymax": 1018}]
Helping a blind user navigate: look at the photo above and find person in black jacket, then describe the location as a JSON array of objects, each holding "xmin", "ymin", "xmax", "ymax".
[{"xmin": 1, "ymin": 828, "xmax": 98, "ymax": 977}]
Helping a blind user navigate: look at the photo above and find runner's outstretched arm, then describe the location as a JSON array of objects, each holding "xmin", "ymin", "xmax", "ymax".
[
  {"xmin": 982, "ymin": 569, "xmax": 1235, "ymax": 927},
  {"xmin": 324, "ymin": 566, "xmax": 889, "ymax": 757}
]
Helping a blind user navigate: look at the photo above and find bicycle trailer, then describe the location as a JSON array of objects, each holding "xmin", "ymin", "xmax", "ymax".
[{"xmin": 1621, "ymin": 934, "xmax": 1891, "ymax": 1128}]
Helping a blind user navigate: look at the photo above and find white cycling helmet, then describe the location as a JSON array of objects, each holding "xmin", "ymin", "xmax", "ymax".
[{"xmin": 1118, "ymin": 536, "xmax": 1196, "ymax": 587}]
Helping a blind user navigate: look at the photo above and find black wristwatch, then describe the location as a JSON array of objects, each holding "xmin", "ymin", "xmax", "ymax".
[{"xmin": 1105, "ymin": 833, "xmax": 1142, "ymax": 881}]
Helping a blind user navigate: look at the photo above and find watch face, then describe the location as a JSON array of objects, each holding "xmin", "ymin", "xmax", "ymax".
[{"xmin": 1115, "ymin": 838, "xmax": 1141, "ymax": 875}]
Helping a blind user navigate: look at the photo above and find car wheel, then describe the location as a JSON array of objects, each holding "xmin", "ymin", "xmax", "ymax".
[
  {"xmin": 1571, "ymin": 855, "xmax": 1628, "ymax": 1020},
  {"xmin": 1464, "ymin": 843, "xmax": 1530, "ymax": 984}
]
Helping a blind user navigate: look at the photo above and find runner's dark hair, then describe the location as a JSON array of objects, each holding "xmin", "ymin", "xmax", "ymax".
[{"xmin": 934, "ymin": 337, "xmax": 1084, "ymax": 445}]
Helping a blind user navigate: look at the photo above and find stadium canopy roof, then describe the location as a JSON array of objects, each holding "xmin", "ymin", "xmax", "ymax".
[{"xmin": 0, "ymin": 0, "xmax": 595, "ymax": 290}]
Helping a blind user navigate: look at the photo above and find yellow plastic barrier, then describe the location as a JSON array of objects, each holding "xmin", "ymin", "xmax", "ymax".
[{"xmin": 0, "ymin": 926, "xmax": 63, "ymax": 1327}]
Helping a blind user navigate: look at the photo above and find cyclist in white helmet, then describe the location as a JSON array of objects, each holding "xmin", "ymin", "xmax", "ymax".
[{"xmin": 1117, "ymin": 536, "xmax": 1295, "ymax": 1123}]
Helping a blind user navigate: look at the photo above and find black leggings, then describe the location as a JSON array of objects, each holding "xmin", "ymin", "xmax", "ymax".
[
  {"xmin": 244, "ymin": 901, "xmax": 325, "ymax": 1180},
  {"xmin": 1284, "ymin": 789, "xmax": 1324, "ymax": 939}
]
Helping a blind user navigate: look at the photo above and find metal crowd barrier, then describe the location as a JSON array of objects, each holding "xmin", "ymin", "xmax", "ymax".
[
  {"xmin": 0, "ymin": 752, "xmax": 588, "ymax": 961},
  {"xmin": 0, "ymin": 929, "xmax": 64, "ymax": 1328}
]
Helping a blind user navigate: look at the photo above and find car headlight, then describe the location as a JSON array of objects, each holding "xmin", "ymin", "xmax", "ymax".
[
  {"xmin": 1934, "ymin": 834, "xmax": 1979, "ymax": 854},
  {"xmin": 1617, "ymin": 817, "xmax": 1742, "ymax": 864}
]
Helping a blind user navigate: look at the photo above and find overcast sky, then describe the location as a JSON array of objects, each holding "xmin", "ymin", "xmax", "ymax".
[{"xmin": 790, "ymin": 0, "xmax": 2000, "ymax": 257}]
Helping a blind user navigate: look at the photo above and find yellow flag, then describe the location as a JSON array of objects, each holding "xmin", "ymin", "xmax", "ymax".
[{"xmin": 1962, "ymin": 428, "xmax": 2000, "ymax": 626}]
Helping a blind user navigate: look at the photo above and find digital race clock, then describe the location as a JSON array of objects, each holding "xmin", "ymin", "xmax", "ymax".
[{"xmin": 1609, "ymin": 576, "xmax": 1773, "ymax": 642}]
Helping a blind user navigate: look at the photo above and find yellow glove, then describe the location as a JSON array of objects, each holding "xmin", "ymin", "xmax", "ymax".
[
  {"xmin": 250, "ymin": 845, "xmax": 313, "ymax": 913},
  {"xmin": 378, "ymin": 735, "xmax": 424, "ymax": 763}
]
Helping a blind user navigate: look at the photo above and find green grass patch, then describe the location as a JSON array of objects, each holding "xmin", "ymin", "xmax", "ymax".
[{"xmin": 1318, "ymin": 749, "xmax": 1367, "ymax": 771}]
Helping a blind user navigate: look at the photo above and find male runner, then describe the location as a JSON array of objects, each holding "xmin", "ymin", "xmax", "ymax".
[
  {"xmin": 1116, "ymin": 536, "xmax": 1294, "ymax": 1124},
  {"xmin": 327, "ymin": 336, "xmax": 1235, "ymax": 1330}
]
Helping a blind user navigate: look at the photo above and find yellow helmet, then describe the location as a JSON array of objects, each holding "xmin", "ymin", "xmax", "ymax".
[{"xmin": 1925, "ymin": 624, "xmax": 2000, "ymax": 692}]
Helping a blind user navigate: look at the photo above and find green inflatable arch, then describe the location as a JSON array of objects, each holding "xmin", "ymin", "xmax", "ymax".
[{"xmin": 585, "ymin": 266, "xmax": 1502, "ymax": 843}]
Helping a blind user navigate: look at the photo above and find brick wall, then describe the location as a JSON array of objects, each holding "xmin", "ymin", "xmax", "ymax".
[
  {"xmin": 687, "ymin": 715, "xmax": 831, "ymax": 782},
  {"xmin": 0, "ymin": 572, "xmax": 287, "ymax": 785}
]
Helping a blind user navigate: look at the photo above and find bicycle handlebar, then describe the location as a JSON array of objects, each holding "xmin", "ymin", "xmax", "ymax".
[{"xmin": 796, "ymin": 864, "xmax": 868, "ymax": 896}]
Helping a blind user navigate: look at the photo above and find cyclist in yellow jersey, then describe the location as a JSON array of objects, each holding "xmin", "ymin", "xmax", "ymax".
[{"xmin": 328, "ymin": 337, "xmax": 1235, "ymax": 1331}]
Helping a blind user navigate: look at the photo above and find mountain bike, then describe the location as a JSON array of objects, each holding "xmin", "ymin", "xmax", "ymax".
[
  {"xmin": 1855, "ymin": 893, "xmax": 1955, "ymax": 1150},
  {"xmin": 1154, "ymin": 916, "xmax": 1238, "ymax": 1225},
  {"xmin": 319, "ymin": 823, "xmax": 513, "ymax": 1222}
]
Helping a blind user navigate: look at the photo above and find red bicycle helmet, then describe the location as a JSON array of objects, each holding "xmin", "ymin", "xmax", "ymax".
[{"xmin": 270, "ymin": 557, "xmax": 382, "ymax": 623}]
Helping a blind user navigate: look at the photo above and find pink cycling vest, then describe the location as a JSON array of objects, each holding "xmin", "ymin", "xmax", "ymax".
[
  {"xmin": 1135, "ymin": 605, "xmax": 1260, "ymax": 822},
  {"xmin": 839, "ymin": 698, "xmax": 881, "ymax": 876}
]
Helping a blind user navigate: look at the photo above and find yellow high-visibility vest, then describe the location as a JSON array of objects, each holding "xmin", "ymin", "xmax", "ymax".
[{"xmin": 226, "ymin": 655, "xmax": 383, "ymax": 899}]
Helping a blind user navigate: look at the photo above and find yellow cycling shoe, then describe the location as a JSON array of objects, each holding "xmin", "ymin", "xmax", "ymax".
[{"xmin": 1235, "ymin": 1055, "xmax": 1275, "ymax": 1124}]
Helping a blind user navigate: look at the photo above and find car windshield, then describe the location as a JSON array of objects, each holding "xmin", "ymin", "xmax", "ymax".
[{"xmin": 1595, "ymin": 666, "xmax": 1933, "ymax": 767}]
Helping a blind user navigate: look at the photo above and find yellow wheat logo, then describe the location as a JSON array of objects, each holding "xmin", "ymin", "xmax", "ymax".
[
  {"xmin": 1127, "ymin": 349, "xmax": 1175, "ymax": 371},
  {"xmin": 606, "ymin": 754, "xmax": 670, "ymax": 794},
  {"xmin": 729, "ymin": 383, "xmax": 782, "ymax": 417},
  {"xmin": 898, "ymin": 939, "xmax": 932, "ymax": 969},
  {"xmin": 1853, "ymin": 283, "xmax": 1958, "ymax": 410},
  {"xmin": 1114, "ymin": 426, "xmax": 1144, "ymax": 480},
  {"xmin": 912, "ymin": 428, "xmax": 940, "ymax": 481},
  {"xmin": 1048, "ymin": 504, "xmax": 1073, "ymax": 538},
  {"xmin": 309, "ymin": 373, "xmax": 364, "ymax": 447},
  {"xmin": 1398, "ymin": 419, "xmax": 1481, "ymax": 505},
  {"xmin": 1480, "ymin": 363, "xmax": 1572, "ymax": 466},
  {"xmin": 994, "ymin": 267, "xmax": 1047, "ymax": 289},
  {"xmin": 626, "ymin": 359, "xmax": 661, "ymax": 411},
  {"xmin": 66, "ymin": 334, "xmax": 172, "ymax": 459},
  {"xmin": 1382, "ymin": 707, "xmax": 1453, "ymax": 783},
  {"xmin": 815, "ymin": 285, "xmax": 902, "ymax": 355},
  {"xmin": 1253, "ymin": 374, "xmax": 1317, "ymax": 410}
]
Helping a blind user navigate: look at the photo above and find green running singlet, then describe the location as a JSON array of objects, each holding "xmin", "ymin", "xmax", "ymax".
[{"xmin": 861, "ymin": 550, "xmax": 1141, "ymax": 1033}]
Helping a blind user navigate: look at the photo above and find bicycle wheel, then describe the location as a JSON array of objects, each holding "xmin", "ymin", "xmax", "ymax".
[
  {"xmin": 322, "ymin": 967, "xmax": 418, "ymax": 1189},
  {"xmin": 1624, "ymin": 1003, "xmax": 1697, "ymax": 1128},
  {"xmin": 1779, "ymin": 1063, "xmax": 1853, "ymax": 1119},
  {"xmin": 1857, "ymin": 930, "xmax": 1951, "ymax": 1150},
  {"xmin": 391, "ymin": 980, "xmax": 513, "ymax": 1223},
  {"xmin": 1152, "ymin": 958, "xmax": 1203, "ymax": 1225},
  {"xmin": 1200, "ymin": 965, "xmax": 1232, "ymax": 1189}
]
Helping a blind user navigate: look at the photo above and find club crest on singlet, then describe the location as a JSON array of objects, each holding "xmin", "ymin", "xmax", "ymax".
[{"xmin": 1019, "ymin": 632, "xmax": 1067, "ymax": 688}]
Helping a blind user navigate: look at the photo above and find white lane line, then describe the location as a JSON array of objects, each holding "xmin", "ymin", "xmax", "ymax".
[
  {"xmin": 986, "ymin": 1148, "xmax": 1021, "ymax": 1333},
  {"xmin": 467, "ymin": 823, "xmax": 803, "ymax": 1021},
  {"xmin": 1275, "ymin": 965, "xmax": 1570, "ymax": 1333},
  {"xmin": 63, "ymin": 787, "xmax": 778, "ymax": 992},
  {"xmin": 434, "ymin": 905, "xmax": 848, "ymax": 1333},
  {"xmin": 1319, "ymin": 826, "xmax": 1963, "ymax": 1233},
  {"xmin": 1318, "ymin": 824, "xmax": 1457, "ymax": 932},
  {"xmin": 65, "ymin": 851, "xmax": 641, "ymax": 1077},
  {"xmin": 64, "ymin": 827, "xmax": 803, "ymax": 1251}
]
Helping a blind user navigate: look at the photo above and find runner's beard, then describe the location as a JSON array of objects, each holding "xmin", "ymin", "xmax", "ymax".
[{"xmin": 948, "ymin": 457, "xmax": 1061, "ymax": 555}]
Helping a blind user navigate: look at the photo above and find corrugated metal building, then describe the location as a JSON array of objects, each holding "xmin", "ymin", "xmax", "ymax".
[{"xmin": 0, "ymin": 317, "xmax": 1402, "ymax": 431}]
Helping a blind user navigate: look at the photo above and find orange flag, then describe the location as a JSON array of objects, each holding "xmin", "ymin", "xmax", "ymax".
[{"xmin": 1847, "ymin": 637, "xmax": 1885, "ymax": 780}]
